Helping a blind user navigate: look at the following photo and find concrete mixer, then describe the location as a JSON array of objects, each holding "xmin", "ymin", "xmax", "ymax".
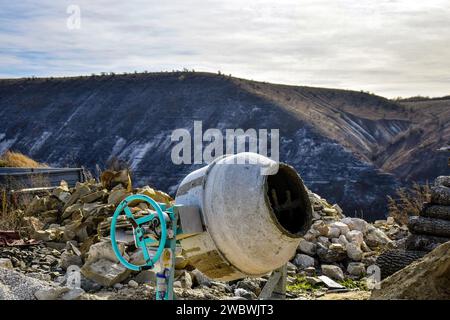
[{"xmin": 110, "ymin": 153, "xmax": 312, "ymax": 300}]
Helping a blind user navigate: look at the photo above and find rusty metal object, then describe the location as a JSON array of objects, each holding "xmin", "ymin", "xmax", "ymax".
[{"xmin": 0, "ymin": 230, "xmax": 40, "ymax": 247}]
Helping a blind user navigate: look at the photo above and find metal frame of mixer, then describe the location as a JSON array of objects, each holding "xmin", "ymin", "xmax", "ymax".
[{"xmin": 110, "ymin": 194, "xmax": 287, "ymax": 300}]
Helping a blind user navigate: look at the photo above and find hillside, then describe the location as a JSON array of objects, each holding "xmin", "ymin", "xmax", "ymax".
[{"xmin": 0, "ymin": 72, "xmax": 447, "ymax": 220}]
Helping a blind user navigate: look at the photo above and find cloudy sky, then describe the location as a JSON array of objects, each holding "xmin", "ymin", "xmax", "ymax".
[{"xmin": 1, "ymin": 0, "xmax": 449, "ymax": 98}]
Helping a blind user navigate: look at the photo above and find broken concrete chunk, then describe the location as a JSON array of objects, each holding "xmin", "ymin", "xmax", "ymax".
[
  {"xmin": 107, "ymin": 188, "xmax": 130, "ymax": 206},
  {"xmin": 63, "ymin": 184, "xmax": 91, "ymax": 210},
  {"xmin": 80, "ymin": 190, "xmax": 107, "ymax": 203},
  {"xmin": 81, "ymin": 258, "xmax": 131, "ymax": 287},
  {"xmin": 62, "ymin": 203, "xmax": 82, "ymax": 219},
  {"xmin": 85, "ymin": 240, "xmax": 126, "ymax": 264},
  {"xmin": 53, "ymin": 185, "xmax": 71, "ymax": 203}
]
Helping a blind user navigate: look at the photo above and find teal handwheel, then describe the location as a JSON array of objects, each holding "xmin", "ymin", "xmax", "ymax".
[{"xmin": 110, "ymin": 194, "xmax": 168, "ymax": 271}]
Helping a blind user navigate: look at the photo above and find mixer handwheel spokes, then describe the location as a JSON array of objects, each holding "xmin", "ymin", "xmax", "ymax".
[{"xmin": 110, "ymin": 194, "xmax": 168, "ymax": 271}]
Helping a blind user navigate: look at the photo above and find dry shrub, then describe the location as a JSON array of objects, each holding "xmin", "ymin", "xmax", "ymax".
[
  {"xmin": 387, "ymin": 182, "xmax": 431, "ymax": 225},
  {"xmin": 0, "ymin": 150, "xmax": 47, "ymax": 168},
  {"xmin": 0, "ymin": 209, "xmax": 24, "ymax": 230},
  {"xmin": 0, "ymin": 188, "xmax": 24, "ymax": 230}
]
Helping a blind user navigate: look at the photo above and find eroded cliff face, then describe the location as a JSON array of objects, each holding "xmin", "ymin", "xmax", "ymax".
[{"xmin": 0, "ymin": 72, "xmax": 443, "ymax": 220}]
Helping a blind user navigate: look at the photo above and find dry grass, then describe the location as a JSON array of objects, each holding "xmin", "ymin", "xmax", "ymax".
[
  {"xmin": 0, "ymin": 151, "xmax": 49, "ymax": 230},
  {"xmin": 0, "ymin": 150, "xmax": 47, "ymax": 168},
  {"xmin": 0, "ymin": 209, "xmax": 24, "ymax": 230},
  {"xmin": 0, "ymin": 188, "xmax": 23, "ymax": 230},
  {"xmin": 387, "ymin": 182, "xmax": 431, "ymax": 225}
]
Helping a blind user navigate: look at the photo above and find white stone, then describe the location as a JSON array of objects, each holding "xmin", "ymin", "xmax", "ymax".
[
  {"xmin": 361, "ymin": 241, "xmax": 371, "ymax": 252},
  {"xmin": 128, "ymin": 280, "xmax": 139, "ymax": 288},
  {"xmin": 365, "ymin": 228, "xmax": 392, "ymax": 248},
  {"xmin": 329, "ymin": 243, "xmax": 345, "ymax": 251},
  {"xmin": 303, "ymin": 230, "xmax": 318, "ymax": 242},
  {"xmin": 386, "ymin": 216, "xmax": 395, "ymax": 225},
  {"xmin": 347, "ymin": 262, "xmax": 366, "ymax": 277},
  {"xmin": 341, "ymin": 217, "xmax": 369, "ymax": 234},
  {"xmin": 332, "ymin": 204, "xmax": 343, "ymax": 216},
  {"xmin": 330, "ymin": 222, "xmax": 350, "ymax": 235},
  {"xmin": 322, "ymin": 208, "xmax": 337, "ymax": 216},
  {"xmin": 312, "ymin": 221, "xmax": 329, "ymax": 236},
  {"xmin": 321, "ymin": 265, "xmax": 344, "ymax": 281},
  {"xmin": 374, "ymin": 220, "xmax": 386, "ymax": 227},
  {"xmin": 298, "ymin": 239, "xmax": 317, "ymax": 255},
  {"xmin": 312, "ymin": 211, "xmax": 321, "ymax": 220},
  {"xmin": 346, "ymin": 243, "xmax": 363, "ymax": 261},
  {"xmin": 337, "ymin": 234, "xmax": 349, "ymax": 247},
  {"xmin": 346, "ymin": 230, "xmax": 364, "ymax": 246},
  {"xmin": 317, "ymin": 236, "xmax": 330, "ymax": 247},
  {"xmin": 327, "ymin": 227, "xmax": 341, "ymax": 238},
  {"xmin": 293, "ymin": 254, "xmax": 315, "ymax": 269},
  {"xmin": 113, "ymin": 283, "xmax": 124, "ymax": 289}
]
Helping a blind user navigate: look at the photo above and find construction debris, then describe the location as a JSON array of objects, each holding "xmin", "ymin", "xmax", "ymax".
[
  {"xmin": 292, "ymin": 191, "xmax": 400, "ymax": 283},
  {"xmin": 0, "ymin": 175, "xmax": 406, "ymax": 300}
]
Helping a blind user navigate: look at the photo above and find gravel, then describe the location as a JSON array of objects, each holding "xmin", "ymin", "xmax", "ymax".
[{"xmin": 0, "ymin": 267, "xmax": 54, "ymax": 300}]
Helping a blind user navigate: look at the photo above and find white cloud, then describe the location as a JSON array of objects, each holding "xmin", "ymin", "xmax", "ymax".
[{"xmin": 0, "ymin": 0, "xmax": 449, "ymax": 98}]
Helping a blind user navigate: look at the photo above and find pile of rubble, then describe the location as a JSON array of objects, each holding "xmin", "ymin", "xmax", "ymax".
[
  {"xmin": 0, "ymin": 175, "xmax": 408, "ymax": 300},
  {"xmin": 289, "ymin": 192, "xmax": 405, "ymax": 287},
  {"xmin": 0, "ymin": 174, "xmax": 183, "ymax": 298}
]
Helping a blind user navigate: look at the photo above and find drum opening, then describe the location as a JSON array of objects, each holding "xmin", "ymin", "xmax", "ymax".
[{"xmin": 266, "ymin": 164, "xmax": 312, "ymax": 236}]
